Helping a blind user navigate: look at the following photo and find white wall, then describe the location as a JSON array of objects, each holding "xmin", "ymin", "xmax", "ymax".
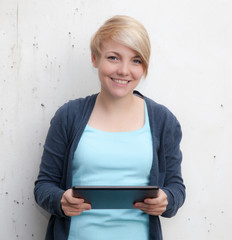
[{"xmin": 1, "ymin": 0, "xmax": 232, "ymax": 239}]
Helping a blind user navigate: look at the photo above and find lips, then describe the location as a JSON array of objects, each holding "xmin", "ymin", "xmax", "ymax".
[{"xmin": 111, "ymin": 78, "xmax": 130, "ymax": 85}]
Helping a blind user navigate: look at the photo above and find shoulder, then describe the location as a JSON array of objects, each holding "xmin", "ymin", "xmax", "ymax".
[
  {"xmin": 143, "ymin": 95, "xmax": 182, "ymax": 142},
  {"xmin": 47, "ymin": 93, "xmax": 98, "ymax": 141},
  {"xmin": 133, "ymin": 90, "xmax": 180, "ymax": 126},
  {"xmin": 144, "ymin": 96, "xmax": 182, "ymax": 153},
  {"xmin": 54, "ymin": 94, "xmax": 97, "ymax": 118},
  {"xmin": 144, "ymin": 96, "xmax": 179, "ymax": 124},
  {"xmin": 50, "ymin": 93, "xmax": 98, "ymax": 127}
]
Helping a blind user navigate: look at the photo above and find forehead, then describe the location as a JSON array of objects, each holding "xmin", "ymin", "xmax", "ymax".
[{"xmin": 101, "ymin": 39, "xmax": 139, "ymax": 57}]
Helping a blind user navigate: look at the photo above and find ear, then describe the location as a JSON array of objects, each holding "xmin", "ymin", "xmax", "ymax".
[{"xmin": 91, "ymin": 53, "xmax": 98, "ymax": 68}]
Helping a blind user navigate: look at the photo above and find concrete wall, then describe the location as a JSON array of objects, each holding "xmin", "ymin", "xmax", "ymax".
[{"xmin": 1, "ymin": 0, "xmax": 231, "ymax": 239}]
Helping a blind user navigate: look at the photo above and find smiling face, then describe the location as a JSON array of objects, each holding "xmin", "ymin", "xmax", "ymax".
[{"xmin": 92, "ymin": 39, "xmax": 144, "ymax": 99}]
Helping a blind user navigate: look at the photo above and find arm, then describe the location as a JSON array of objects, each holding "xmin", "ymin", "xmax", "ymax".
[
  {"xmin": 134, "ymin": 113, "xmax": 185, "ymax": 217},
  {"xmin": 34, "ymin": 104, "xmax": 69, "ymax": 217},
  {"xmin": 161, "ymin": 115, "xmax": 185, "ymax": 218}
]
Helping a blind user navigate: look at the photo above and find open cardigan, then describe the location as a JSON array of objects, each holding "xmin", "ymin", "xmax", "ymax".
[{"xmin": 34, "ymin": 91, "xmax": 186, "ymax": 240}]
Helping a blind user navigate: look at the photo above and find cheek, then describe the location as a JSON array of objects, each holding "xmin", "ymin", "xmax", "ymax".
[
  {"xmin": 97, "ymin": 66, "xmax": 112, "ymax": 83},
  {"xmin": 135, "ymin": 68, "xmax": 145, "ymax": 79},
  {"xmin": 99, "ymin": 63, "xmax": 115, "ymax": 76}
]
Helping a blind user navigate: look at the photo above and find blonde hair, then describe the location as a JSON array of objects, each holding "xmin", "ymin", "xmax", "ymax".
[{"xmin": 90, "ymin": 15, "xmax": 151, "ymax": 77}]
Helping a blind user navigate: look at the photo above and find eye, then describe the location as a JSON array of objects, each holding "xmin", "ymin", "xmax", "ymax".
[
  {"xmin": 107, "ymin": 56, "xmax": 118, "ymax": 61},
  {"xmin": 133, "ymin": 58, "xmax": 142, "ymax": 64}
]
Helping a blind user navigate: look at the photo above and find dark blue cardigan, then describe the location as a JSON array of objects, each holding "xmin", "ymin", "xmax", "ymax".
[{"xmin": 34, "ymin": 92, "xmax": 185, "ymax": 240}]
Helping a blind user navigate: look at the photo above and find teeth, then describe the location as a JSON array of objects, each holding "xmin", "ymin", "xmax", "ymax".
[{"xmin": 112, "ymin": 79, "xmax": 129, "ymax": 84}]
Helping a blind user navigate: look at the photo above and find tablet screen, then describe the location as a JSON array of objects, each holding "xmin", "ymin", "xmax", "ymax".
[{"xmin": 72, "ymin": 186, "xmax": 159, "ymax": 209}]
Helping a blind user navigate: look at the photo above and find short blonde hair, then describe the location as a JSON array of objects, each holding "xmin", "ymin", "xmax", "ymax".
[{"xmin": 90, "ymin": 15, "xmax": 151, "ymax": 77}]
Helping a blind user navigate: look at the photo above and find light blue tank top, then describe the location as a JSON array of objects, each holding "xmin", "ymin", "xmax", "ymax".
[{"xmin": 68, "ymin": 102, "xmax": 153, "ymax": 240}]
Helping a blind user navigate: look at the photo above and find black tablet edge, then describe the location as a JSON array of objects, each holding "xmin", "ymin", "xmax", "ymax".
[{"xmin": 72, "ymin": 186, "xmax": 159, "ymax": 191}]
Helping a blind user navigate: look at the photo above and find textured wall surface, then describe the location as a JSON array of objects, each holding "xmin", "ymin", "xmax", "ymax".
[{"xmin": 0, "ymin": 0, "xmax": 232, "ymax": 239}]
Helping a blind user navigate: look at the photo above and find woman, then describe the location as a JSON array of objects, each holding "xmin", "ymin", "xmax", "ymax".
[{"xmin": 34, "ymin": 15, "xmax": 185, "ymax": 240}]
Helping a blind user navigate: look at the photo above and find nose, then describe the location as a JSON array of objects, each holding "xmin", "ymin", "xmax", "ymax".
[{"xmin": 117, "ymin": 61, "xmax": 130, "ymax": 76}]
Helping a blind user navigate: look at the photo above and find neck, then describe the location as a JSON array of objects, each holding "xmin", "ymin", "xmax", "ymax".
[{"xmin": 97, "ymin": 91, "xmax": 136, "ymax": 113}]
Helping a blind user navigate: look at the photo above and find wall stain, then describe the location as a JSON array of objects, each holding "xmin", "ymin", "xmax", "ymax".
[
  {"xmin": 14, "ymin": 200, "xmax": 20, "ymax": 205},
  {"xmin": 33, "ymin": 42, "xmax": 39, "ymax": 49},
  {"xmin": 32, "ymin": 87, "xmax": 37, "ymax": 93}
]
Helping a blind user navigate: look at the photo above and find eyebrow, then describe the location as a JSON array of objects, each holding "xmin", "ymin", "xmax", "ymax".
[
  {"xmin": 106, "ymin": 51, "xmax": 141, "ymax": 59},
  {"xmin": 106, "ymin": 51, "xmax": 120, "ymax": 56}
]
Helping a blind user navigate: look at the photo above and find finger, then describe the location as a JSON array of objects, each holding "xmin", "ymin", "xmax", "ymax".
[
  {"xmin": 64, "ymin": 205, "xmax": 91, "ymax": 214},
  {"xmin": 62, "ymin": 203, "xmax": 92, "ymax": 217},
  {"xmin": 134, "ymin": 204, "xmax": 166, "ymax": 216},
  {"xmin": 64, "ymin": 208, "xmax": 84, "ymax": 216},
  {"xmin": 62, "ymin": 200, "xmax": 91, "ymax": 210},
  {"xmin": 67, "ymin": 198, "xmax": 85, "ymax": 205},
  {"xmin": 134, "ymin": 202, "xmax": 155, "ymax": 210},
  {"xmin": 144, "ymin": 189, "xmax": 168, "ymax": 206},
  {"xmin": 144, "ymin": 197, "xmax": 168, "ymax": 206},
  {"xmin": 76, "ymin": 203, "xmax": 92, "ymax": 210},
  {"xmin": 134, "ymin": 201, "xmax": 167, "ymax": 212},
  {"xmin": 144, "ymin": 209, "xmax": 165, "ymax": 216},
  {"xmin": 144, "ymin": 198, "xmax": 159, "ymax": 205},
  {"xmin": 62, "ymin": 191, "xmax": 85, "ymax": 205},
  {"xmin": 135, "ymin": 204, "xmax": 166, "ymax": 212}
]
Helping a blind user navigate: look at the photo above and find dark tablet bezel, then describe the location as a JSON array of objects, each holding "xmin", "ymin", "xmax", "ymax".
[{"xmin": 72, "ymin": 186, "xmax": 159, "ymax": 209}]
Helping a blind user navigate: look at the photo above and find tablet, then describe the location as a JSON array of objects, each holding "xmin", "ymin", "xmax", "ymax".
[{"xmin": 72, "ymin": 186, "xmax": 159, "ymax": 209}]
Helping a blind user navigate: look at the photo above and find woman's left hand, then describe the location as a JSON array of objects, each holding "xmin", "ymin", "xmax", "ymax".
[{"xmin": 133, "ymin": 189, "xmax": 168, "ymax": 216}]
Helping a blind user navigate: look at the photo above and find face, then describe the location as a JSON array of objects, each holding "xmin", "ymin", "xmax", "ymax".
[{"xmin": 92, "ymin": 39, "xmax": 144, "ymax": 99}]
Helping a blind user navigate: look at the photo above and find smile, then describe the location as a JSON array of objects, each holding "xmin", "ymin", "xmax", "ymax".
[{"xmin": 111, "ymin": 78, "xmax": 130, "ymax": 85}]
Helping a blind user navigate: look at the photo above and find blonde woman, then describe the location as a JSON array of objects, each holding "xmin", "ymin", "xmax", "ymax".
[{"xmin": 34, "ymin": 15, "xmax": 185, "ymax": 240}]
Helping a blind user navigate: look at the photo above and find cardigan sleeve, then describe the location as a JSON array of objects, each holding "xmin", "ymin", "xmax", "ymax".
[
  {"xmin": 34, "ymin": 103, "xmax": 69, "ymax": 217},
  {"xmin": 160, "ymin": 111, "xmax": 186, "ymax": 218}
]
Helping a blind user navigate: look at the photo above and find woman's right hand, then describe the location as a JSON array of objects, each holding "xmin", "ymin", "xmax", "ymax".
[{"xmin": 61, "ymin": 189, "xmax": 91, "ymax": 216}]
